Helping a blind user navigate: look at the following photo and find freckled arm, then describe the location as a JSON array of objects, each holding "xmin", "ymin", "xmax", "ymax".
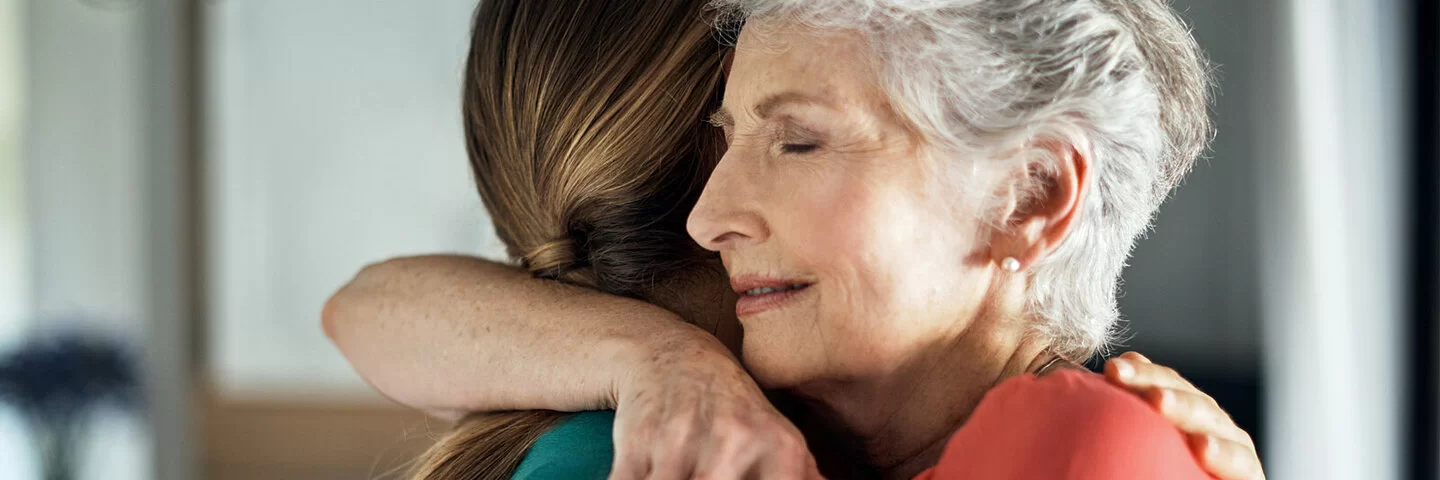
[{"xmin": 321, "ymin": 254, "xmax": 737, "ymax": 420}]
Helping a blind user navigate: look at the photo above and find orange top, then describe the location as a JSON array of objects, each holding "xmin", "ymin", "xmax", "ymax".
[{"xmin": 914, "ymin": 369, "xmax": 1212, "ymax": 480}]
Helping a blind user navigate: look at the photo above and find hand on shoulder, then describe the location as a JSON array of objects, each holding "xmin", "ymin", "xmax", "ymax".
[{"xmin": 923, "ymin": 370, "xmax": 1211, "ymax": 480}]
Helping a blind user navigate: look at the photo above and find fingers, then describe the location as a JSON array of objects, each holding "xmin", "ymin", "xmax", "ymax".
[
  {"xmin": 1189, "ymin": 433, "xmax": 1266, "ymax": 480},
  {"xmin": 1118, "ymin": 351, "xmax": 1152, "ymax": 363},
  {"xmin": 1108, "ymin": 352, "xmax": 1264, "ymax": 480},
  {"xmin": 1146, "ymin": 388, "xmax": 1249, "ymax": 443},
  {"xmin": 1105, "ymin": 355, "xmax": 1198, "ymax": 393}
]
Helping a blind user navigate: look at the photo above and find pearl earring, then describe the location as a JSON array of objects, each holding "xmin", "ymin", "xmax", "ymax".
[{"xmin": 1001, "ymin": 257, "xmax": 1021, "ymax": 273}]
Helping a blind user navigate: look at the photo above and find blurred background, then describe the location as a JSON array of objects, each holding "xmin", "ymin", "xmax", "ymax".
[{"xmin": 0, "ymin": 0, "xmax": 1434, "ymax": 479}]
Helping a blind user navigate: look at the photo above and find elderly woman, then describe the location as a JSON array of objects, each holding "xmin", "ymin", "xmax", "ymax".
[
  {"xmin": 327, "ymin": 0, "xmax": 1262, "ymax": 478},
  {"xmin": 688, "ymin": 0, "xmax": 1214, "ymax": 476}
]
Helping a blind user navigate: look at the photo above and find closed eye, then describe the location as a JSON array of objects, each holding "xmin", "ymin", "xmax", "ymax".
[{"xmin": 781, "ymin": 144, "xmax": 819, "ymax": 155}]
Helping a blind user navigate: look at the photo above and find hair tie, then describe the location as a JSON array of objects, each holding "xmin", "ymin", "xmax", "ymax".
[{"xmin": 522, "ymin": 237, "xmax": 579, "ymax": 275}]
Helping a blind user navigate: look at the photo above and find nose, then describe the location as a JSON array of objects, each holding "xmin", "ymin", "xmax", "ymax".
[{"xmin": 687, "ymin": 152, "xmax": 768, "ymax": 252}]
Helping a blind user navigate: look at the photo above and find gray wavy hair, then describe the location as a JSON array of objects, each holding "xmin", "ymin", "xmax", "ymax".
[{"xmin": 710, "ymin": 0, "xmax": 1213, "ymax": 359}]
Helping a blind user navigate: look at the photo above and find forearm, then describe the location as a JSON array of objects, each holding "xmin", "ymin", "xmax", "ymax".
[{"xmin": 322, "ymin": 254, "xmax": 732, "ymax": 416}]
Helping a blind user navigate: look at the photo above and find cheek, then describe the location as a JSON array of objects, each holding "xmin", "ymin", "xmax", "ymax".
[
  {"xmin": 802, "ymin": 171, "xmax": 970, "ymax": 280},
  {"xmin": 784, "ymin": 167, "xmax": 986, "ymax": 363},
  {"xmin": 794, "ymin": 176, "xmax": 961, "ymax": 317}
]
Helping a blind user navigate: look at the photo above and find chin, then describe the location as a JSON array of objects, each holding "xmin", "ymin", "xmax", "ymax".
[{"xmin": 739, "ymin": 335, "xmax": 817, "ymax": 390}]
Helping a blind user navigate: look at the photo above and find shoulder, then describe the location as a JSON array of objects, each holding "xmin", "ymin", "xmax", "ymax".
[
  {"xmin": 995, "ymin": 369, "xmax": 1172, "ymax": 435},
  {"xmin": 1006, "ymin": 370, "xmax": 1196, "ymax": 453},
  {"xmin": 512, "ymin": 411, "xmax": 615, "ymax": 480},
  {"xmin": 925, "ymin": 370, "xmax": 1210, "ymax": 480}
]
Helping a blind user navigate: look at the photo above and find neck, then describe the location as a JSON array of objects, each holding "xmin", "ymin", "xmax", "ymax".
[{"xmin": 793, "ymin": 320, "xmax": 1056, "ymax": 480}]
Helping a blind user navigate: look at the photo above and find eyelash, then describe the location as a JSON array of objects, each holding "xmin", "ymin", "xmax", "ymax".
[{"xmin": 780, "ymin": 143, "xmax": 820, "ymax": 155}]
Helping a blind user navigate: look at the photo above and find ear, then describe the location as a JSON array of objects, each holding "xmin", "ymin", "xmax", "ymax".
[{"xmin": 988, "ymin": 138, "xmax": 1091, "ymax": 271}]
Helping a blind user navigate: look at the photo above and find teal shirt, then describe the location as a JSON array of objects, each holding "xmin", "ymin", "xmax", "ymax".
[{"xmin": 511, "ymin": 411, "xmax": 616, "ymax": 479}]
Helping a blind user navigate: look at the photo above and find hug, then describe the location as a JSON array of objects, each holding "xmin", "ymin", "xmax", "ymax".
[{"xmin": 323, "ymin": 0, "xmax": 1262, "ymax": 479}]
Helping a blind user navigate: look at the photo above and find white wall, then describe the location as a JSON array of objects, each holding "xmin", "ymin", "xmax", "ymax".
[
  {"xmin": 0, "ymin": 0, "xmax": 26, "ymax": 352},
  {"xmin": 0, "ymin": 0, "xmax": 31, "ymax": 475},
  {"xmin": 205, "ymin": 0, "xmax": 508, "ymax": 398},
  {"xmin": 24, "ymin": 0, "xmax": 147, "ymax": 341},
  {"xmin": 0, "ymin": 0, "xmax": 28, "ymax": 461}
]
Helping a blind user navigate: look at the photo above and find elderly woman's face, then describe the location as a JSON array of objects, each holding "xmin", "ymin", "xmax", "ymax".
[{"xmin": 689, "ymin": 24, "xmax": 999, "ymax": 388}]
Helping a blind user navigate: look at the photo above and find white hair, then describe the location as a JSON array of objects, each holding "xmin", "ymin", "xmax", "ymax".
[{"xmin": 710, "ymin": 0, "xmax": 1213, "ymax": 359}]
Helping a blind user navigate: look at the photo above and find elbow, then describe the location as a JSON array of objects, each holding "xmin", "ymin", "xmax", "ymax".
[
  {"xmin": 320, "ymin": 285, "xmax": 349, "ymax": 343},
  {"xmin": 321, "ymin": 259, "xmax": 392, "ymax": 344}
]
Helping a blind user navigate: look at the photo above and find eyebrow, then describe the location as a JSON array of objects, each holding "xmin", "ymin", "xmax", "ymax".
[{"xmin": 708, "ymin": 91, "xmax": 832, "ymax": 128}]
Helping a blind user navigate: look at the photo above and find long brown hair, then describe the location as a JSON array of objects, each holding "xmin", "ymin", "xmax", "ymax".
[{"xmin": 410, "ymin": 0, "xmax": 728, "ymax": 478}]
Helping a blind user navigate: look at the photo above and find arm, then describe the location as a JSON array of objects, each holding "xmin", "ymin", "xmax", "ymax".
[
  {"xmin": 322, "ymin": 254, "xmax": 734, "ymax": 419},
  {"xmin": 324, "ymin": 254, "xmax": 821, "ymax": 479}
]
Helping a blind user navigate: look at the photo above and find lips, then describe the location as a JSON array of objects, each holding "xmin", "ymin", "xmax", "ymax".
[
  {"xmin": 730, "ymin": 275, "xmax": 812, "ymax": 317},
  {"xmin": 740, "ymin": 284, "xmax": 807, "ymax": 296}
]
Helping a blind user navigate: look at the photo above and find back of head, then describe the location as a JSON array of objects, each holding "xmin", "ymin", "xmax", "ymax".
[
  {"xmin": 413, "ymin": 1, "xmax": 726, "ymax": 478},
  {"xmin": 465, "ymin": 0, "xmax": 726, "ymax": 300}
]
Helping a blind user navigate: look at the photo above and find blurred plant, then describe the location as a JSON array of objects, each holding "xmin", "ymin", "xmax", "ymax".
[{"xmin": 0, "ymin": 332, "xmax": 141, "ymax": 480}]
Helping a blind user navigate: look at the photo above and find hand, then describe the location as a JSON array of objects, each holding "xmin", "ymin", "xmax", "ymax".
[
  {"xmin": 1105, "ymin": 351, "xmax": 1264, "ymax": 480},
  {"xmin": 609, "ymin": 334, "xmax": 823, "ymax": 480}
]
